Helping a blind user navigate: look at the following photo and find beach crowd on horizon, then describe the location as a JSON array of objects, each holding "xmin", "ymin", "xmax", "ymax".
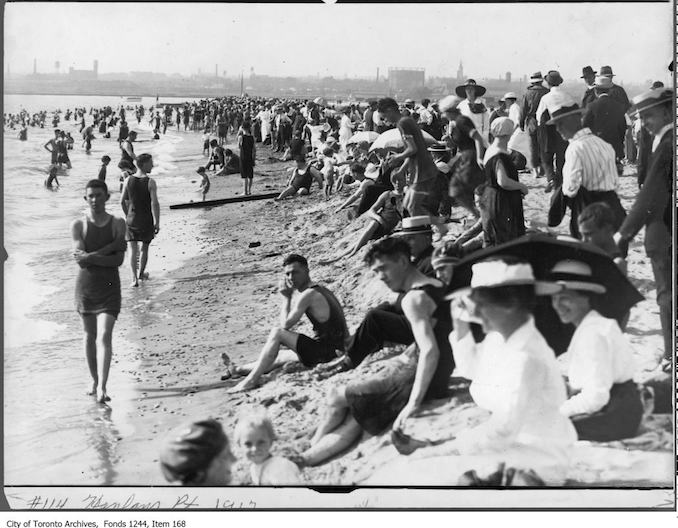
[{"xmin": 4, "ymin": 59, "xmax": 674, "ymax": 487}]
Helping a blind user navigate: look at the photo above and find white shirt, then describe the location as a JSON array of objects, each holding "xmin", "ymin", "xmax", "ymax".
[
  {"xmin": 250, "ymin": 456, "xmax": 302, "ymax": 485},
  {"xmin": 652, "ymin": 123, "xmax": 673, "ymax": 152},
  {"xmin": 558, "ymin": 310, "xmax": 636, "ymax": 417},
  {"xmin": 458, "ymin": 99, "xmax": 489, "ymax": 141},
  {"xmin": 562, "ymin": 128, "xmax": 619, "ymax": 198},
  {"xmin": 450, "ymin": 316, "xmax": 577, "ymax": 454},
  {"xmin": 507, "ymin": 103, "xmax": 521, "ymax": 127},
  {"xmin": 536, "ymin": 86, "xmax": 563, "ymax": 125}
]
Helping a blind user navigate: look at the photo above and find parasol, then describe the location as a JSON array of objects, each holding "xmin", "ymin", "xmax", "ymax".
[
  {"xmin": 369, "ymin": 128, "xmax": 437, "ymax": 152},
  {"xmin": 347, "ymin": 131, "xmax": 380, "ymax": 145}
]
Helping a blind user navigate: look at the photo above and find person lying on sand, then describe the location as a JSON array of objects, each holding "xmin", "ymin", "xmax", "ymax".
[
  {"xmin": 297, "ymin": 237, "xmax": 453, "ymax": 467},
  {"xmin": 274, "ymin": 156, "xmax": 324, "ymax": 200},
  {"xmin": 222, "ymin": 254, "xmax": 349, "ymax": 393}
]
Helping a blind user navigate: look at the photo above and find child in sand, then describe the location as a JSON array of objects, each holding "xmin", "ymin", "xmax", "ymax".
[
  {"xmin": 196, "ymin": 166, "xmax": 211, "ymax": 201},
  {"xmin": 234, "ymin": 409, "xmax": 303, "ymax": 485},
  {"xmin": 319, "ymin": 147, "xmax": 336, "ymax": 199}
]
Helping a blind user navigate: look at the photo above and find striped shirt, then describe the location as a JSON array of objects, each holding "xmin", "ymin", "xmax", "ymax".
[{"xmin": 562, "ymin": 127, "xmax": 619, "ymax": 198}]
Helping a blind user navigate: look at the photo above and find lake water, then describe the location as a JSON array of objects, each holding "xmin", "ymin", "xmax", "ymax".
[{"xmin": 3, "ymin": 93, "xmax": 212, "ymax": 484}]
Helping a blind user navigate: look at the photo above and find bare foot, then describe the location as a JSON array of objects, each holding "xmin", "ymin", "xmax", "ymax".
[
  {"xmin": 87, "ymin": 383, "xmax": 97, "ymax": 397},
  {"xmin": 131, "ymin": 279, "xmax": 139, "ymax": 287},
  {"xmin": 226, "ymin": 379, "xmax": 258, "ymax": 394},
  {"xmin": 140, "ymin": 272, "xmax": 149, "ymax": 280},
  {"xmin": 98, "ymin": 390, "xmax": 111, "ymax": 404}
]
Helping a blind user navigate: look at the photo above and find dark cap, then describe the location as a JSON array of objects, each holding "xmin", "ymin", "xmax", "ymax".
[{"xmin": 159, "ymin": 419, "xmax": 229, "ymax": 484}]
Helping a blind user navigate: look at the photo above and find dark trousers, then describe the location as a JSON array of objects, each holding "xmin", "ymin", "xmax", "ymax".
[
  {"xmin": 346, "ymin": 306, "xmax": 414, "ymax": 368},
  {"xmin": 648, "ymin": 246, "xmax": 672, "ymax": 360},
  {"xmin": 571, "ymin": 380, "xmax": 643, "ymax": 442},
  {"xmin": 528, "ymin": 129, "xmax": 541, "ymax": 169},
  {"xmin": 541, "ymin": 147, "xmax": 565, "ymax": 186}
]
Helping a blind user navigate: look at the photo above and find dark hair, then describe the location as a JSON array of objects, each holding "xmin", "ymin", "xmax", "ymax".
[
  {"xmin": 578, "ymin": 202, "xmax": 615, "ymax": 230},
  {"xmin": 377, "ymin": 97, "xmax": 399, "ymax": 113},
  {"xmin": 210, "ymin": 139, "xmax": 218, "ymax": 147},
  {"xmin": 283, "ymin": 254, "xmax": 308, "ymax": 269},
  {"xmin": 242, "ymin": 121, "xmax": 252, "ymax": 132},
  {"xmin": 137, "ymin": 153, "xmax": 152, "ymax": 166},
  {"xmin": 85, "ymin": 179, "xmax": 109, "ymax": 194},
  {"xmin": 223, "ymin": 148, "xmax": 233, "ymax": 157},
  {"xmin": 101, "ymin": 155, "xmax": 111, "ymax": 163},
  {"xmin": 364, "ymin": 236, "xmax": 411, "ymax": 266},
  {"xmin": 350, "ymin": 163, "xmax": 365, "ymax": 175},
  {"xmin": 293, "ymin": 154, "xmax": 306, "ymax": 163}
]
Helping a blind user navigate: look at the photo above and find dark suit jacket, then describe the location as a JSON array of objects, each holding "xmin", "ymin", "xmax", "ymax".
[
  {"xmin": 519, "ymin": 85, "xmax": 548, "ymax": 129},
  {"xmin": 609, "ymin": 84, "xmax": 631, "ymax": 111},
  {"xmin": 619, "ymin": 131, "xmax": 673, "ymax": 253},
  {"xmin": 582, "ymin": 95, "xmax": 627, "ymax": 159},
  {"xmin": 581, "ymin": 88, "xmax": 596, "ymax": 109}
]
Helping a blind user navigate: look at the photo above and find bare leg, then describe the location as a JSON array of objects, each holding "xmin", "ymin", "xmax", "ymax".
[
  {"xmin": 81, "ymin": 314, "xmax": 98, "ymax": 396},
  {"xmin": 275, "ymin": 186, "xmax": 297, "ymax": 201},
  {"xmin": 310, "ymin": 386, "xmax": 350, "ymax": 444},
  {"xmin": 129, "ymin": 241, "xmax": 139, "ymax": 286},
  {"xmin": 96, "ymin": 313, "xmax": 117, "ymax": 403},
  {"xmin": 227, "ymin": 328, "xmax": 299, "ymax": 393},
  {"xmin": 347, "ymin": 221, "xmax": 379, "ymax": 257},
  {"xmin": 138, "ymin": 242, "xmax": 151, "ymax": 280},
  {"xmin": 231, "ymin": 349, "xmax": 299, "ymax": 375},
  {"xmin": 303, "ymin": 415, "xmax": 363, "ymax": 466}
]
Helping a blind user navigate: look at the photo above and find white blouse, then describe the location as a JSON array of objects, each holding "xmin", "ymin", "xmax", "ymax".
[{"xmin": 558, "ymin": 310, "xmax": 636, "ymax": 417}]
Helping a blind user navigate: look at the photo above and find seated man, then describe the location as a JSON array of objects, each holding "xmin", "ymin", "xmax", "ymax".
[
  {"xmin": 275, "ymin": 156, "xmax": 324, "ymax": 200},
  {"xmin": 299, "ymin": 237, "xmax": 454, "ymax": 466},
  {"xmin": 224, "ymin": 254, "xmax": 348, "ymax": 392}
]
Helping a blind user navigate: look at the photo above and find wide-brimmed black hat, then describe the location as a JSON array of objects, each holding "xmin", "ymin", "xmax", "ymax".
[
  {"xmin": 580, "ymin": 66, "xmax": 597, "ymax": 78},
  {"xmin": 455, "ymin": 79, "xmax": 487, "ymax": 98}
]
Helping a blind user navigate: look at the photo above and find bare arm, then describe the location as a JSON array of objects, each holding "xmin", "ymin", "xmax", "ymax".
[
  {"xmin": 72, "ymin": 216, "xmax": 126, "ymax": 268},
  {"xmin": 309, "ymin": 167, "xmax": 324, "ymax": 188},
  {"xmin": 495, "ymin": 159, "xmax": 528, "ymax": 194},
  {"xmin": 120, "ymin": 178, "xmax": 130, "ymax": 216},
  {"xmin": 279, "ymin": 287, "xmax": 315, "ymax": 329},
  {"xmin": 393, "ymin": 290, "xmax": 440, "ymax": 431},
  {"xmin": 470, "ymin": 129, "xmax": 487, "ymax": 166},
  {"xmin": 337, "ymin": 179, "xmax": 371, "ymax": 211},
  {"xmin": 389, "ymin": 134, "xmax": 417, "ymax": 167},
  {"xmin": 149, "ymin": 178, "xmax": 160, "ymax": 233},
  {"xmin": 367, "ymin": 190, "xmax": 391, "ymax": 214}
]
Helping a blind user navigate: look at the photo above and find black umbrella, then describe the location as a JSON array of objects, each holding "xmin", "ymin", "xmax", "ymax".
[{"xmin": 448, "ymin": 233, "xmax": 644, "ymax": 354}]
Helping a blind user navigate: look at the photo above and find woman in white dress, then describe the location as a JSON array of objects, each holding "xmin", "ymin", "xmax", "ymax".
[{"xmin": 338, "ymin": 106, "xmax": 354, "ymax": 150}]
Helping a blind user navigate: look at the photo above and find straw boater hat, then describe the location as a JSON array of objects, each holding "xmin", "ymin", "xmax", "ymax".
[
  {"xmin": 627, "ymin": 88, "xmax": 673, "ymax": 117},
  {"xmin": 546, "ymin": 92, "xmax": 583, "ymax": 125},
  {"xmin": 427, "ymin": 142, "xmax": 451, "ymax": 153},
  {"xmin": 503, "ymin": 92, "xmax": 518, "ymax": 101},
  {"xmin": 581, "ymin": 66, "xmax": 597, "ymax": 78},
  {"xmin": 546, "ymin": 260, "xmax": 606, "ymax": 294},
  {"xmin": 529, "ymin": 71, "xmax": 544, "ymax": 83},
  {"xmin": 455, "ymin": 79, "xmax": 487, "ymax": 98},
  {"xmin": 445, "ymin": 260, "xmax": 559, "ymax": 299},
  {"xmin": 392, "ymin": 215, "xmax": 433, "ymax": 237}
]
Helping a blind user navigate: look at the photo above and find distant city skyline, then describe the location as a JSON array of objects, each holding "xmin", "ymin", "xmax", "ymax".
[{"xmin": 4, "ymin": 3, "xmax": 673, "ymax": 84}]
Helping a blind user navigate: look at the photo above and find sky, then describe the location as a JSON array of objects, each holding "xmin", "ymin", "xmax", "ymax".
[{"xmin": 3, "ymin": 2, "xmax": 674, "ymax": 83}]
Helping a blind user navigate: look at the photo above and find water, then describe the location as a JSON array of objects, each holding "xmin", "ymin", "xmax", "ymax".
[{"xmin": 3, "ymin": 94, "xmax": 212, "ymax": 484}]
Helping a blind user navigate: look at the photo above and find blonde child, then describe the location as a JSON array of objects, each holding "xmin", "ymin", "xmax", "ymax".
[
  {"xmin": 234, "ymin": 410, "xmax": 303, "ymax": 485},
  {"xmin": 319, "ymin": 147, "xmax": 336, "ymax": 199}
]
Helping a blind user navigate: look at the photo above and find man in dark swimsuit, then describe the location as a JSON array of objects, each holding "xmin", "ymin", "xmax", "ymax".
[
  {"xmin": 225, "ymin": 254, "xmax": 349, "ymax": 393},
  {"xmin": 299, "ymin": 237, "xmax": 453, "ymax": 466},
  {"xmin": 71, "ymin": 180, "xmax": 127, "ymax": 403},
  {"xmin": 120, "ymin": 153, "xmax": 160, "ymax": 287}
]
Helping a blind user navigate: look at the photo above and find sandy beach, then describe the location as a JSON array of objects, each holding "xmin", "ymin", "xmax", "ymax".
[{"xmin": 107, "ymin": 130, "xmax": 672, "ymax": 487}]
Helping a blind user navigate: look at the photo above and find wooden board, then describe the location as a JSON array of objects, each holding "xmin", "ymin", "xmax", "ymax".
[{"xmin": 169, "ymin": 192, "xmax": 279, "ymax": 210}]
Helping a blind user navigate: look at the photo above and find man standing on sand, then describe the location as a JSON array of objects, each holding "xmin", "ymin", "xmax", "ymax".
[
  {"xmin": 120, "ymin": 153, "xmax": 160, "ymax": 287},
  {"xmin": 71, "ymin": 180, "xmax": 127, "ymax": 403},
  {"xmin": 223, "ymin": 254, "xmax": 348, "ymax": 393},
  {"xmin": 519, "ymin": 72, "xmax": 549, "ymax": 179}
]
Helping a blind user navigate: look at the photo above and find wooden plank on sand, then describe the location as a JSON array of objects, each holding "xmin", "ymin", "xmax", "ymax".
[{"xmin": 169, "ymin": 192, "xmax": 279, "ymax": 210}]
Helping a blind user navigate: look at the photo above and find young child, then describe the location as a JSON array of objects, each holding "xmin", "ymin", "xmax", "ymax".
[
  {"xmin": 45, "ymin": 165, "xmax": 60, "ymax": 189},
  {"xmin": 202, "ymin": 127, "xmax": 212, "ymax": 156},
  {"xmin": 234, "ymin": 409, "xmax": 302, "ymax": 485},
  {"xmin": 197, "ymin": 166, "xmax": 210, "ymax": 202},
  {"xmin": 98, "ymin": 155, "xmax": 111, "ymax": 182},
  {"xmin": 319, "ymin": 147, "xmax": 336, "ymax": 199},
  {"xmin": 577, "ymin": 202, "xmax": 627, "ymax": 276}
]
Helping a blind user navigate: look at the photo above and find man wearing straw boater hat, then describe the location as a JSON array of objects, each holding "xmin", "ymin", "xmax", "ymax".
[
  {"xmin": 392, "ymin": 215, "xmax": 436, "ymax": 277},
  {"xmin": 615, "ymin": 88, "xmax": 673, "ymax": 371},
  {"xmin": 580, "ymin": 66, "xmax": 598, "ymax": 109},
  {"xmin": 519, "ymin": 71, "xmax": 549, "ymax": 178},
  {"xmin": 547, "ymin": 91, "xmax": 625, "ymax": 238},
  {"xmin": 536, "ymin": 70, "xmax": 569, "ymax": 193},
  {"xmin": 582, "ymin": 74, "xmax": 628, "ymax": 166}
]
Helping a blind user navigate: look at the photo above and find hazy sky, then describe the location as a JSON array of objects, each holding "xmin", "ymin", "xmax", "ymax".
[{"xmin": 4, "ymin": 2, "xmax": 673, "ymax": 83}]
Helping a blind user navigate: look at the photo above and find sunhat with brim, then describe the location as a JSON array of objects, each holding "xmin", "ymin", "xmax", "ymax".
[
  {"xmin": 432, "ymin": 255, "xmax": 461, "ymax": 270},
  {"xmin": 529, "ymin": 71, "xmax": 544, "ymax": 83},
  {"xmin": 159, "ymin": 419, "xmax": 231, "ymax": 483},
  {"xmin": 546, "ymin": 100, "xmax": 584, "ymax": 126},
  {"xmin": 438, "ymin": 95, "xmax": 463, "ymax": 113},
  {"xmin": 455, "ymin": 79, "xmax": 487, "ymax": 98},
  {"xmin": 445, "ymin": 260, "xmax": 560, "ymax": 300},
  {"xmin": 627, "ymin": 88, "xmax": 673, "ymax": 117},
  {"xmin": 503, "ymin": 92, "xmax": 518, "ymax": 101},
  {"xmin": 545, "ymin": 259, "xmax": 606, "ymax": 294},
  {"xmin": 392, "ymin": 215, "xmax": 433, "ymax": 237}
]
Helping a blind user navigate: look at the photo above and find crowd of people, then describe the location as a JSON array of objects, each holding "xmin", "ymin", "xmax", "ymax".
[{"xmin": 10, "ymin": 61, "xmax": 671, "ymax": 485}]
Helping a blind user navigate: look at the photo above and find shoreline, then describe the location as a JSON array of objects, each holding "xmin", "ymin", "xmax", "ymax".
[{"xmin": 111, "ymin": 138, "xmax": 671, "ymax": 486}]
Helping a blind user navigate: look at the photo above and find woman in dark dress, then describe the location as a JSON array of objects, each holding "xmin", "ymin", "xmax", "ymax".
[
  {"xmin": 481, "ymin": 117, "xmax": 529, "ymax": 247},
  {"xmin": 239, "ymin": 121, "xmax": 256, "ymax": 195}
]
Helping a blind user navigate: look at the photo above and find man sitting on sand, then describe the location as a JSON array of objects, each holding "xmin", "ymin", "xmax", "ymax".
[
  {"xmin": 298, "ymin": 237, "xmax": 453, "ymax": 466},
  {"xmin": 223, "ymin": 254, "xmax": 349, "ymax": 392}
]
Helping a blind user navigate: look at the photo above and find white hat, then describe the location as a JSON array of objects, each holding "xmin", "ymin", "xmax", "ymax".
[
  {"xmin": 594, "ymin": 75, "xmax": 613, "ymax": 89},
  {"xmin": 446, "ymin": 260, "xmax": 559, "ymax": 299},
  {"xmin": 503, "ymin": 92, "xmax": 518, "ymax": 100},
  {"xmin": 438, "ymin": 95, "xmax": 463, "ymax": 113},
  {"xmin": 545, "ymin": 91, "xmax": 583, "ymax": 125},
  {"xmin": 392, "ymin": 215, "xmax": 433, "ymax": 236},
  {"xmin": 546, "ymin": 260, "xmax": 606, "ymax": 294}
]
